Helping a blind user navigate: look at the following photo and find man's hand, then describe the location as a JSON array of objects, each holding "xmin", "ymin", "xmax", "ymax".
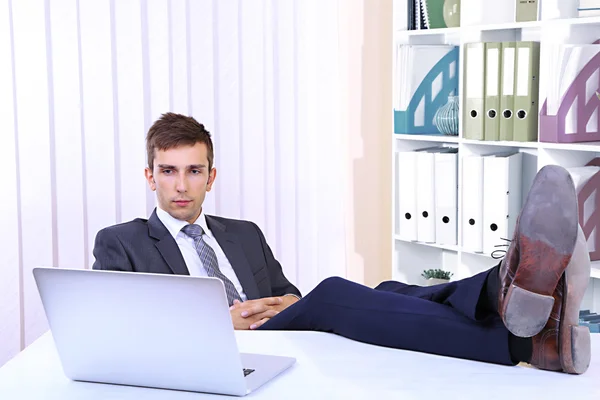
[{"xmin": 229, "ymin": 295, "xmax": 299, "ymax": 330}]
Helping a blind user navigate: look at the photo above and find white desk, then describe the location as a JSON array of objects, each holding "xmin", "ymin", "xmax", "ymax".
[{"xmin": 1, "ymin": 331, "xmax": 599, "ymax": 399}]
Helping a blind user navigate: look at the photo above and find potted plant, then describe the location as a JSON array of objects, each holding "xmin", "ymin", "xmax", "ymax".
[{"xmin": 421, "ymin": 269, "xmax": 453, "ymax": 286}]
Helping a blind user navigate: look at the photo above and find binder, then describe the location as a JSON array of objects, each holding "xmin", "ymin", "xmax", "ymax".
[
  {"xmin": 415, "ymin": 146, "xmax": 456, "ymax": 243},
  {"xmin": 482, "ymin": 152, "xmax": 523, "ymax": 256},
  {"xmin": 422, "ymin": 0, "xmax": 448, "ymax": 29},
  {"xmin": 462, "ymin": 155, "xmax": 484, "ymax": 253},
  {"xmin": 416, "ymin": 148, "xmax": 437, "ymax": 243},
  {"xmin": 397, "ymin": 151, "xmax": 418, "ymax": 241},
  {"xmin": 499, "ymin": 42, "xmax": 516, "ymax": 141},
  {"xmin": 484, "ymin": 42, "xmax": 502, "ymax": 141},
  {"xmin": 516, "ymin": 0, "xmax": 539, "ymax": 22},
  {"xmin": 513, "ymin": 41, "xmax": 540, "ymax": 142},
  {"xmin": 434, "ymin": 149, "xmax": 458, "ymax": 245},
  {"xmin": 463, "ymin": 42, "xmax": 486, "ymax": 140},
  {"xmin": 408, "ymin": 0, "xmax": 415, "ymax": 30}
]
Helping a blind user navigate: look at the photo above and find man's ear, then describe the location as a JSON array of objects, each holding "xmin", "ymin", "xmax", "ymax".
[
  {"xmin": 145, "ymin": 167, "xmax": 156, "ymax": 191},
  {"xmin": 206, "ymin": 167, "xmax": 217, "ymax": 192}
]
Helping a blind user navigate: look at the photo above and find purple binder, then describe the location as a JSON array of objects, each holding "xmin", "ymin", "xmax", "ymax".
[{"xmin": 539, "ymin": 48, "xmax": 600, "ymax": 143}]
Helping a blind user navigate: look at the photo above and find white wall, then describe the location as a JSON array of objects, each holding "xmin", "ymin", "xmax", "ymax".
[{"xmin": 0, "ymin": 0, "xmax": 354, "ymax": 367}]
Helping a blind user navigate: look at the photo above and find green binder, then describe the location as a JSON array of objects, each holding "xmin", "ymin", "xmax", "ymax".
[
  {"xmin": 516, "ymin": 0, "xmax": 539, "ymax": 22},
  {"xmin": 484, "ymin": 42, "xmax": 502, "ymax": 141},
  {"xmin": 499, "ymin": 42, "xmax": 516, "ymax": 141},
  {"xmin": 423, "ymin": 0, "xmax": 447, "ymax": 29},
  {"xmin": 513, "ymin": 41, "xmax": 540, "ymax": 142}
]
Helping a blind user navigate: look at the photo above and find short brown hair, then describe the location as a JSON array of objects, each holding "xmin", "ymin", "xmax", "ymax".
[{"xmin": 146, "ymin": 112, "xmax": 214, "ymax": 170}]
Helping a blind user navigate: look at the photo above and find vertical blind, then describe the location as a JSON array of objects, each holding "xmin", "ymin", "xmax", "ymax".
[{"xmin": 0, "ymin": 0, "xmax": 348, "ymax": 366}]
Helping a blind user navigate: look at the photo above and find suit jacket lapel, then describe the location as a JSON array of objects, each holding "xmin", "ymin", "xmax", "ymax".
[
  {"xmin": 206, "ymin": 216, "xmax": 260, "ymax": 300},
  {"xmin": 148, "ymin": 210, "xmax": 190, "ymax": 276}
]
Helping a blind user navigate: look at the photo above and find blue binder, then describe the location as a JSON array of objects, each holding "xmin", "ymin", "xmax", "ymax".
[{"xmin": 394, "ymin": 46, "xmax": 459, "ymax": 135}]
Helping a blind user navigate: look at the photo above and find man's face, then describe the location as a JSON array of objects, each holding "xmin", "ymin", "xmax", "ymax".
[{"xmin": 145, "ymin": 142, "xmax": 216, "ymax": 223}]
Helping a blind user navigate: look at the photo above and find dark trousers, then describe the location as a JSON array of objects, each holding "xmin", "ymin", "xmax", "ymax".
[{"xmin": 260, "ymin": 266, "xmax": 515, "ymax": 366}]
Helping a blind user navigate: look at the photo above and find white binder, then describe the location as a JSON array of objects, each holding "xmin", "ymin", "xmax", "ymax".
[
  {"xmin": 482, "ymin": 152, "xmax": 523, "ymax": 256},
  {"xmin": 463, "ymin": 42, "xmax": 486, "ymax": 140},
  {"xmin": 397, "ymin": 151, "xmax": 418, "ymax": 241},
  {"xmin": 462, "ymin": 155, "xmax": 485, "ymax": 253},
  {"xmin": 434, "ymin": 149, "xmax": 458, "ymax": 245},
  {"xmin": 415, "ymin": 146, "xmax": 455, "ymax": 243},
  {"xmin": 416, "ymin": 149, "xmax": 437, "ymax": 243}
]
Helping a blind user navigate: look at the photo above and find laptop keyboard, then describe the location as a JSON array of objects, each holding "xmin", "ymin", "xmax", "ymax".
[{"xmin": 243, "ymin": 368, "xmax": 255, "ymax": 377}]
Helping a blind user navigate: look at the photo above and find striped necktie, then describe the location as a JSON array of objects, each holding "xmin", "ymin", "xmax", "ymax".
[{"xmin": 181, "ymin": 224, "xmax": 242, "ymax": 306}]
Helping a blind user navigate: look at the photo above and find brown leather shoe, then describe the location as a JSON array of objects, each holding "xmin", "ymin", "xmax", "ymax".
[
  {"xmin": 498, "ymin": 165, "xmax": 579, "ymax": 337},
  {"xmin": 530, "ymin": 225, "xmax": 591, "ymax": 374}
]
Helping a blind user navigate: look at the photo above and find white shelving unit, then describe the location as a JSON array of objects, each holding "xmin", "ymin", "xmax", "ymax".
[{"xmin": 392, "ymin": 1, "xmax": 600, "ymax": 312}]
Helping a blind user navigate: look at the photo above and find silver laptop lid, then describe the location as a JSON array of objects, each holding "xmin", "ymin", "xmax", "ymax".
[{"xmin": 33, "ymin": 267, "xmax": 248, "ymax": 395}]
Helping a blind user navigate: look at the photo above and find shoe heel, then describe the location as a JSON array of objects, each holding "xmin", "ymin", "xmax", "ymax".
[
  {"xmin": 503, "ymin": 284, "xmax": 554, "ymax": 337},
  {"xmin": 561, "ymin": 325, "xmax": 591, "ymax": 374}
]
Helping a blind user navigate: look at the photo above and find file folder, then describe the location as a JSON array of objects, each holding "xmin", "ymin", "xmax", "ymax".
[
  {"xmin": 463, "ymin": 42, "xmax": 486, "ymax": 140},
  {"xmin": 482, "ymin": 152, "xmax": 523, "ymax": 256},
  {"xmin": 434, "ymin": 149, "xmax": 458, "ymax": 245},
  {"xmin": 397, "ymin": 151, "xmax": 418, "ymax": 241},
  {"xmin": 484, "ymin": 42, "xmax": 502, "ymax": 141},
  {"xmin": 462, "ymin": 155, "xmax": 484, "ymax": 253},
  {"xmin": 513, "ymin": 41, "xmax": 540, "ymax": 142},
  {"xmin": 500, "ymin": 42, "xmax": 516, "ymax": 141}
]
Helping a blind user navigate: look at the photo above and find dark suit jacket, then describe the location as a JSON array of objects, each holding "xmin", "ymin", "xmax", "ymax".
[{"xmin": 91, "ymin": 209, "xmax": 301, "ymax": 299}]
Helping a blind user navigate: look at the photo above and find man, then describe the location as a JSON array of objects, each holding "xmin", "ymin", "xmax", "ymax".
[
  {"xmin": 260, "ymin": 164, "xmax": 592, "ymax": 375},
  {"xmin": 92, "ymin": 112, "xmax": 301, "ymax": 330},
  {"xmin": 94, "ymin": 112, "xmax": 591, "ymax": 374}
]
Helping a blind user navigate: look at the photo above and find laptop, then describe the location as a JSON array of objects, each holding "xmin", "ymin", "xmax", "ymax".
[{"xmin": 32, "ymin": 267, "xmax": 296, "ymax": 396}]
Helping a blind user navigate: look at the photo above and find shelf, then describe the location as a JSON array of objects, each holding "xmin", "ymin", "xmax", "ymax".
[
  {"xmin": 394, "ymin": 133, "xmax": 459, "ymax": 143},
  {"xmin": 394, "ymin": 136, "xmax": 600, "ymax": 152},
  {"xmin": 551, "ymin": 16, "xmax": 600, "ymax": 27},
  {"xmin": 476, "ymin": 20, "xmax": 543, "ymax": 31},
  {"xmin": 396, "ymin": 21, "xmax": 541, "ymax": 37},
  {"xmin": 461, "ymin": 248, "xmax": 493, "ymax": 258},
  {"xmin": 461, "ymin": 139, "xmax": 538, "ymax": 148},
  {"xmin": 394, "ymin": 235, "xmax": 458, "ymax": 252},
  {"xmin": 395, "ymin": 244, "xmax": 600, "ymax": 279},
  {"xmin": 392, "ymin": 2, "xmax": 600, "ymax": 310},
  {"xmin": 540, "ymin": 141, "xmax": 600, "ymax": 152},
  {"xmin": 396, "ymin": 16, "xmax": 600, "ymax": 37},
  {"xmin": 396, "ymin": 27, "xmax": 461, "ymax": 37}
]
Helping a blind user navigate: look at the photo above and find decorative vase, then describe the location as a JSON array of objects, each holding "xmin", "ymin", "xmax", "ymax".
[
  {"xmin": 443, "ymin": 0, "xmax": 461, "ymax": 28},
  {"xmin": 434, "ymin": 95, "xmax": 459, "ymax": 136},
  {"xmin": 424, "ymin": 278, "xmax": 450, "ymax": 287}
]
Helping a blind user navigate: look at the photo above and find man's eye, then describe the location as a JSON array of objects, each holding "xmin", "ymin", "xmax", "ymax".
[
  {"xmin": 191, "ymin": 170, "xmax": 201, "ymax": 174},
  {"xmin": 162, "ymin": 169, "xmax": 172, "ymax": 174}
]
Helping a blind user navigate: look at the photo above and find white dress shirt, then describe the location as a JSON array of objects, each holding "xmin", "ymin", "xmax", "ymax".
[{"xmin": 156, "ymin": 207, "xmax": 248, "ymax": 301}]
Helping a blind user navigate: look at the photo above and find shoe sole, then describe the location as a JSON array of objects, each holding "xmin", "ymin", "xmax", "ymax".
[
  {"xmin": 560, "ymin": 227, "xmax": 591, "ymax": 374},
  {"xmin": 501, "ymin": 165, "xmax": 578, "ymax": 337}
]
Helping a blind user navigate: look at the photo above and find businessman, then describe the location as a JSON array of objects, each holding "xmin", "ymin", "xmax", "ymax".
[
  {"xmin": 260, "ymin": 164, "xmax": 592, "ymax": 375},
  {"xmin": 93, "ymin": 112, "xmax": 591, "ymax": 374},
  {"xmin": 92, "ymin": 112, "xmax": 301, "ymax": 330}
]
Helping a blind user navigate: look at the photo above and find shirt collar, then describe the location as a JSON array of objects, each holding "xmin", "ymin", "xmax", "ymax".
[{"xmin": 156, "ymin": 207, "xmax": 213, "ymax": 240}]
